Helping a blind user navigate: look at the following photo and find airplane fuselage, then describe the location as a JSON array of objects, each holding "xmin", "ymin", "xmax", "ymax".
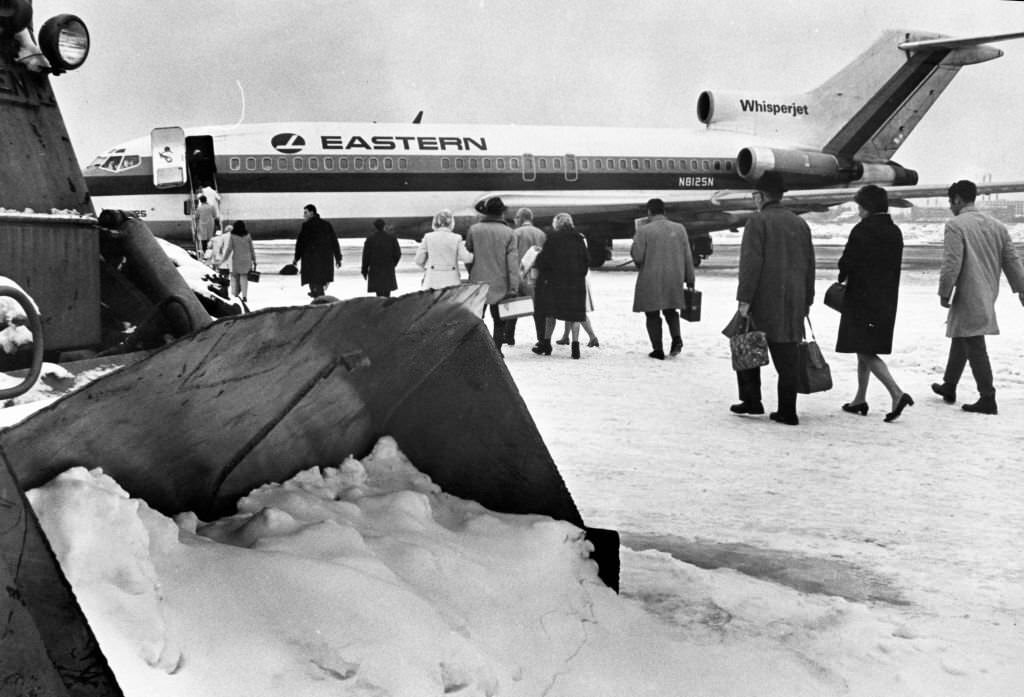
[{"xmin": 83, "ymin": 121, "xmax": 808, "ymax": 242}]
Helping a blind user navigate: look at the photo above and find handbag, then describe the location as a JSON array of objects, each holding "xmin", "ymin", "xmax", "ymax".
[
  {"xmin": 728, "ymin": 316, "xmax": 770, "ymax": 371},
  {"xmin": 680, "ymin": 287, "xmax": 701, "ymax": 322},
  {"xmin": 247, "ymin": 268, "xmax": 261, "ymax": 283},
  {"xmin": 796, "ymin": 318, "xmax": 833, "ymax": 394},
  {"xmin": 824, "ymin": 281, "xmax": 845, "ymax": 312}
]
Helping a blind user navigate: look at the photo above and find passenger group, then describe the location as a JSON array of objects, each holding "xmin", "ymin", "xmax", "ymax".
[{"xmin": 206, "ymin": 177, "xmax": 1024, "ymax": 420}]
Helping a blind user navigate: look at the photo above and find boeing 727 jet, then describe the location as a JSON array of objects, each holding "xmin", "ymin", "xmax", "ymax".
[{"xmin": 83, "ymin": 29, "xmax": 1024, "ymax": 266}]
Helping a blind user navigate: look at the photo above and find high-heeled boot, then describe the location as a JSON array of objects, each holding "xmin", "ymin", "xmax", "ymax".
[
  {"xmin": 571, "ymin": 341, "xmax": 580, "ymax": 359},
  {"xmin": 531, "ymin": 339, "xmax": 552, "ymax": 356}
]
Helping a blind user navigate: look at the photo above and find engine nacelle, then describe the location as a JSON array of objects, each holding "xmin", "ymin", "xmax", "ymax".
[
  {"xmin": 697, "ymin": 90, "xmax": 811, "ymax": 129},
  {"xmin": 736, "ymin": 146, "xmax": 848, "ymax": 186},
  {"xmin": 735, "ymin": 146, "xmax": 919, "ymax": 188}
]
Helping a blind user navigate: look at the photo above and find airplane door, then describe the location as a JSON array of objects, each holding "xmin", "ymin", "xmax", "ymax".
[
  {"xmin": 564, "ymin": 153, "xmax": 578, "ymax": 182},
  {"xmin": 151, "ymin": 127, "xmax": 186, "ymax": 189},
  {"xmin": 521, "ymin": 153, "xmax": 536, "ymax": 183}
]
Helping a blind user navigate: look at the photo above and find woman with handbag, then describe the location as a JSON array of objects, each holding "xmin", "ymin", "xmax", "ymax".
[
  {"xmin": 531, "ymin": 213, "xmax": 590, "ymax": 358},
  {"xmin": 226, "ymin": 220, "xmax": 257, "ymax": 303},
  {"xmin": 836, "ymin": 185, "xmax": 913, "ymax": 422}
]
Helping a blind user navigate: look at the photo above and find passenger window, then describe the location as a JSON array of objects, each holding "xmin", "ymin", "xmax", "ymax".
[
  {"xmin": 442, "ymin": 158, "xmax": 451, "ymax": 170},
  {"xmin": 643, "ymin": 159, "xmax": 651, "ymax": 169},
  {"xmin": 553, "ymin": 158, "xmax": 562, "ymax": 169},
  {"xmin": 469, "ymin": 159, "xmax": 478, "ymax": 170},
  {"xmin": 511, "ymin": 158, "xmax": 520, "ymax": 168},
  {"xmin": 229, "ymin": 157, "xmax": 241, "ymax": 171},
  {"xmin": 496, "ymin": 159, "xmax": 506, "ymax": 170},
  {"xmin": 455, "ymin": 158, "xmax": 465, "ymax": 169},
  {"xmin": 399, "ymin": 158, "xmax": 408, "ymax": 169},
  {"xmin": 538, "ymin": 158, "xmax": 548, "ymax": 169},
  {"xmin": 323, "ymin": 157, "xmax": 335, "ymax": 170},
  {"xmin": 277, "ymin": 157, "xmax": 287, "ymax": 170},
  {"xmin": 309, "ymin": 157, "xmax": 319, "ymax": 170},
  {"xmin": 339, "ymin": 158, "xmax": 349, "ymax": 170},
  {"xmin": 368, "ymin": 158, "xmax": 379, "ymax": 170},
  {"xmin": 245, "ymin": 157, "xmax": 257, "ymax": 171},
  {"xmin": 261, "ymin": 157, "xmax": 273, "ymax": 171},
  {"xmin": 292, "ymin": 157, "xmax": 304, "ymax": 170},
  {"xmin": 483, "ymin": 158, "xmax": 492, "ymax": 169},
  {"xmin": 354, "ymin": 158, "xmax": 365, "ymax": 170},
  {"xmin": 631, "ymin": 159, "xmax": 640, "ymax": 170},
  {"xmin": 384, "ymin": 157, "xmax": 393, "ymax": 170}
]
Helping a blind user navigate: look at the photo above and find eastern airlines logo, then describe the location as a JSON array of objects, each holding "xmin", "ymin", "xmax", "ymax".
[
  {"xmin": 739, "ymin": 99, "xmax": 809, "ymax": 117},
  {"xmin": 271, "ymin": 133, "xmax": 488, "ymax": 152},
  {"xmin": 272, "ymin": 133, "xmax": 306, "ymax": 153}
]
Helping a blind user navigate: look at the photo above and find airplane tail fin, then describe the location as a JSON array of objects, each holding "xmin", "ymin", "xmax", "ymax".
[{"xmin": 700, "ymin": 30, "xmax": 1024, "ymax": 163}]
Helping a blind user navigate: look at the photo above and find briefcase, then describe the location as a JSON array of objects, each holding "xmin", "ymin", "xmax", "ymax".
[
  {"xmin": 497, "ymin": 296, "xmax": 533, "ymax": 319},
  {"xmin": 681, "ymin": 288, "xmax": 701, "ymax": 322},
  {"xmin": 247, "ymin": 269, "xmax": 261, "ymax": 283}
]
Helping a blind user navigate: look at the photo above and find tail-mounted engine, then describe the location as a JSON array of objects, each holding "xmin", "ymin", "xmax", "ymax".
[{"xmin": 736, "ymin": 146, "xmax": 918, "ymax": 188}]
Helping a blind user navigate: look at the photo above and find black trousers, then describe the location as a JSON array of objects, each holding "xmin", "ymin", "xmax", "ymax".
[
  {"xmin": 943, "ymin": 335, "xmax": 995, "ymax": 397},
  {"xmin": 736, "ymin": 341, "xmax": 799, "ymax": 415},
  {"xmin": 487, "ymin": 304, "xmax": 507, "ymax": 347},
  {"xmin": 645, "ymin": 309, "xmax": 680, "ymax": 351}
]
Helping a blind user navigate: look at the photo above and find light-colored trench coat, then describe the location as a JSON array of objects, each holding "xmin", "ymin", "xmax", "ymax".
[
  {"xmin": 938, "ymin": 206, "xmax": 1024, "ymax": 337},
  {"xmin": 466, "ymin": 216, "xmax": 519, "ymax": 304},
  {"xmin": 631, "ymin": 215, "xmax": 695, "ymax": 312},
  {"xmin": 414, "ymin": 228, "xmax": 473, "ymax": 289}
]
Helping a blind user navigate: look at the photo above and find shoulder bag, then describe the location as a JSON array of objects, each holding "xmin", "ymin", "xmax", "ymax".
[{"xmin": 796, "ymin": 317, "xmax": 833, "ymax": 393}]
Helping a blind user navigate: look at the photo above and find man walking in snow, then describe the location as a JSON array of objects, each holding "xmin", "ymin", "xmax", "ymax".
[{"xmin": 932, "ymin": 179, "xmax": 1024, "ymax": 415}]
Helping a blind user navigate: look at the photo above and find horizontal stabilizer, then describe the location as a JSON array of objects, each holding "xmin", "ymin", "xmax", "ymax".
[{"xmin": 899, "ymin": 30, "xmax": 1024, "ymax": 51}]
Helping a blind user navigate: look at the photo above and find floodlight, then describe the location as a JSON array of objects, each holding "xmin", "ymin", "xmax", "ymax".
[{"xmin": 38, "ymin": 13, "xmax": 89, "ymax": 74}]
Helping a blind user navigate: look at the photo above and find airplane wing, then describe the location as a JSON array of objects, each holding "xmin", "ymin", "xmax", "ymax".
[{"xmin": 471, "ymin": 180, "xmax": 1024, "ymax": 234}]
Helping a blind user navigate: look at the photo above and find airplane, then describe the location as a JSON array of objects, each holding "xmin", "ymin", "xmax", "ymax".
[{"xmin": 82, "ymin": 28, "xmax": 1024, "ymax": 268}]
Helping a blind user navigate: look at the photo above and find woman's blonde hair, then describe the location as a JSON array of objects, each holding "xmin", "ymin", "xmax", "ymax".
[
  {"xmin": 432, "ymin": 209, "xmax": 454, "ymax": 230},
  {"xmin": 552, "ymin": 212, "xmax": 574, "ymax": 232}
]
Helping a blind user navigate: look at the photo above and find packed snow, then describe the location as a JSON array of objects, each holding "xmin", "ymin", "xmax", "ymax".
[{"xmin": 4, "ymin": 227, "xmax": 1024, "ymax": 696}]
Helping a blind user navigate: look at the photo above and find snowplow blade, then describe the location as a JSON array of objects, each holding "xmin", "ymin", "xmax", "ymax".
[{"xmin": 0, "ymin": 285, "xmax": 616, "ymax": 585}]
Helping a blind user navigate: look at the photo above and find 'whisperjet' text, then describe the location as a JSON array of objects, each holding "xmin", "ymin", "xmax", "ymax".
[
  {"xmin": 739, "ymin": 100, "xmax": 809, "ymax": 117},
  {"xmin": 321, "ymin": 136, "xmax": 488, "ymax": 151}
]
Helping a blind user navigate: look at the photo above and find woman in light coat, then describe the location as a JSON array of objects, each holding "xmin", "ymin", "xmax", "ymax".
[
  {"xmin": 226, "ymin": 220, "xmax": 256, "ymax": 302},
  {"xmin": 414, "ymin": 209, "xmax": 473, "ymax": 289}
]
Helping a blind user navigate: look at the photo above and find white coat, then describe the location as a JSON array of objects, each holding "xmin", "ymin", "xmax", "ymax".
[
  {"xmin": 938, "ymin": 206, "xmax": 1024, "ymax": 337},
  {"xmin": 414, "ymin": 228, "xmax": 474, "ymax": 289}
]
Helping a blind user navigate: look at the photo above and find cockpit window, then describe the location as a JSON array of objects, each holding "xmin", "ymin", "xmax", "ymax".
[{"xmin": 89, "ymin": 149, "xmax": 142, "ymax": 173}]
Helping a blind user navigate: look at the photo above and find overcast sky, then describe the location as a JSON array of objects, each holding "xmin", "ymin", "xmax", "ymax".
[{"xmin": 33, "ymin": 0, "xmax": 1024, "ymax": 185}]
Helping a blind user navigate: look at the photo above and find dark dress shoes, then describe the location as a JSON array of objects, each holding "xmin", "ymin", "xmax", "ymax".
[
  {"xmin": 841, "ymin": 402, "xmax": 869, "ymax": 415},
  {"xmin": 531, "ymin": 339, "xmax": 552, "ymax": 356},
  {"xmin": 962, "ymin": 396, "xmax": 997, "ymax": 415},
  {"xmin": 587, "ymin": 338, "xmax": 600, "ymax": 348},
  {"xmin": 649, "ymin": 349, "xmax": 665, "ymax": 360},
  {"xmin": 730, "ymin": 402, "xmax": 765, "ymax": 415},
  {"xmin": 669, "ymin": 337, "xmax": 683, "ymax": 356},
  {"xmin": 769, "ymin": 411, "xmax": 799, "ymax": 425},
  {"xmin": 571, "ymin": 341, "xmax": 581, "ymax": 359},
  {"xmin": 931, "ymin": 382, "xmax": 956, "ymax": 404},
  {"xmin": 884, "ymin": 393, "xmax": 914, "ymax": 422}
]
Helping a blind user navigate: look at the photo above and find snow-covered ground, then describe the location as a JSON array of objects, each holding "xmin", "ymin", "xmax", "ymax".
[{"xmin": 4, "ymin": 228, "xmax": 1024, "ymax": 696}]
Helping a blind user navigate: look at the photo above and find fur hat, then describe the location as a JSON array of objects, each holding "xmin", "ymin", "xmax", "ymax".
[
  {"xmin": 755, "ymin": 171, "xmax": 788, "ymax": 195},
  {"xmin": 474, "ymin": 196, "xmax": 506, "ymax": 216}
]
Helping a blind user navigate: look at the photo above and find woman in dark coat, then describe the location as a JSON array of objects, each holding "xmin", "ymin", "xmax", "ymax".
[
  {"xmin": 531, "ymin": 213, "xmax": 589, "ymax": 359},
  {"xmin": 361, "ymin": 218, "xmax": 402, "ymax": 297},
  {"xmin": 836, "ymin": 185, "xmax": 913, "ymax": 422}
]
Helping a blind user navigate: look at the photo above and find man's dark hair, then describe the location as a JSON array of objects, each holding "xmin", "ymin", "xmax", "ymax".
[
  {"xmin": 646, "ymin": 198, "xmax": 665, "ymax": 215},
  {"xmin": 947, "ymin": 180, "xmax": 977, "ymax": 203},
  {"xmin": 854, "ymin": 185, "xmax": 888, "ymax": 214},
  {"xmin": 304, "ymin": 204, "xmax": 318, "ymax": 215}
]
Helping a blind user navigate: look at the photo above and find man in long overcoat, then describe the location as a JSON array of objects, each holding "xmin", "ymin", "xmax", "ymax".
[
  {"xmin": 466, "ymin": 196, "xmax": 519, "ymax": 354},
  {"xmin": 506, "ymin": 207, "xmax": 547, "ymax": 346},
  {"xmin": 732, "ymin": 172, "xmax": 815, "ymax": 425},
  {"xmin": 293, "ymin": 204, "xmax": 342, "ymax": 298},
  {"xmin": 631, "ymin": 198, "xmax": 695, "ymax": 359},
  {"xmin": 361, "ymin": 218, "xmax": 401, "ymax": 298},
  {"xmin": 933, "ymin": 179, "xmax": 1024, "ymax": 415}
]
